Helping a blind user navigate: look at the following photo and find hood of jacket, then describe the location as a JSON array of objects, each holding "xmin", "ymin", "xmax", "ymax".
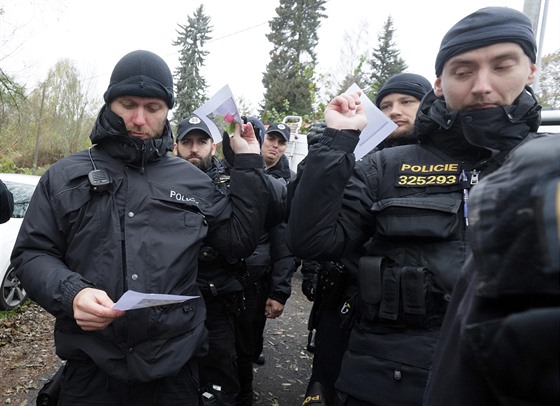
[
  {"xmin": 90, "ymin": 105, "xmax": 174, "ymax": 166},
  {"xmin": 414, "ymin": 87, "xmax": 541, "ymax": 165}
]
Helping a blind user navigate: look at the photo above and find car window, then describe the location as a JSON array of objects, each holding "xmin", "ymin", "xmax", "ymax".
[{"xmin": 5, "ymin": 182, "xmax": 35, "ymax": 218}]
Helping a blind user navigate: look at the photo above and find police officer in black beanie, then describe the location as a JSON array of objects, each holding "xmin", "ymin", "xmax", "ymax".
[
  {"xmin": 287, "ymin": 6, "xmax": 543, "ymax": 405},
  {"xmin": 12, "ymin": 49, "xmax": 271, "ymax": 405}
]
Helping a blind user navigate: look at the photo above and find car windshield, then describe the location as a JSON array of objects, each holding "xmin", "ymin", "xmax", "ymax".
[{"xmin": 4, "ymin": 182, "xmax": 35, "ymax": 218}]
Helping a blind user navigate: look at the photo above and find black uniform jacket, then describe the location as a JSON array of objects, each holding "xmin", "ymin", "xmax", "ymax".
[
  {"xmin": 197, "ymin": 156, "xmax": 287, "ymax": 298},
  {"xmin": 424, "ymin": 135, "xmax": 559, "ymax": 406},
  {"xmin": 245, "ymin": 154, "xmax": 295, "ymax": 305},
  {"xmin": 287, "ymin": 88, "xmax": 541, "ymax": 404},
  {"xmin": 12, "ymin": 106, "xmax": 269, "ymax": 382}
]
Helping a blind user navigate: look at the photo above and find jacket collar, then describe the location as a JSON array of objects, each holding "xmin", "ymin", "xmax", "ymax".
[
  {"xmin": 415, "ymin": 87, "xmax": 541, "ymax": 164},
  {"xmin": 89, "ymin": 105, "xmax": 173, "ymax": 166}
]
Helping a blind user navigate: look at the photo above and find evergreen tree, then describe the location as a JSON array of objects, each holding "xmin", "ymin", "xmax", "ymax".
[
  {"xmin": 366, "ymin": 16, "xmax": 407, "ymax": 100},
  {"xmin": 261, "ymin": 0, "xmax": 327, "ymax": 123},
  {"xmin": 173, "ymin": 5, "xmax": 212, "ymax": 124}
]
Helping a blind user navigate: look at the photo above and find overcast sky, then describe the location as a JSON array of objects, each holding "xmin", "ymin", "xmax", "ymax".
[{"xmin": 1, "ymin": 0, "xmax": 558, "ymax": 114}]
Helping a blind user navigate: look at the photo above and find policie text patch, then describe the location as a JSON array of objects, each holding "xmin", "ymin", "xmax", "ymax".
[{"xmin": 396, "ymin": 162, "xmax": 460, "ymax": 187}]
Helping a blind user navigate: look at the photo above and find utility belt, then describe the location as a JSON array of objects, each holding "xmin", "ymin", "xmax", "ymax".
[
  {"xmin": 244, "ymin": 265, "xmax": 272, "ymax": 286},
  {"xmin": 199, "ymin": 275, "xmax": 244, "ymax": 299},
  {"xmin": 198, "ymin": 245, "xmax": 248, "ymax": 296},
  {"xmin": 357, "ymin": 257, "xmax": 448, "ymax": 331},
  {"xmin": 203, "ymin": 290, "xmax": 246, "ymax": 316},
  {"xmin": 309, "ymin": 262, "xmax": 356, "ymax": 332}
]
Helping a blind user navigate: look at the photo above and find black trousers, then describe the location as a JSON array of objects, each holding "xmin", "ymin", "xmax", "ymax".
[
  {"xmin": 58, "ymin": 358, "xmax": 200, "ymax": 405},
  {"xmin": 198, "ymin": 295, "xmax": 240, "ymax": 406},
  {"xmin": 307, "ymin": 303, "xmax": 352, "ymax": 405},
  {"xmin": 235, "ymin": 277, "xmax": 269, "ymax": 406}
]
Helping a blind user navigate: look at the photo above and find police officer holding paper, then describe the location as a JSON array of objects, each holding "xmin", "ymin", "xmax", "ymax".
[{"xmin": 288, "ymin": 7, "xmax": 542, "ymax": 405}]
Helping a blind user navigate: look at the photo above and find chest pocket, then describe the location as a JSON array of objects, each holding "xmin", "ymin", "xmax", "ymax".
[{"xmin": 371, "ymin": 196, "xmax": 461, "ymax": 239}]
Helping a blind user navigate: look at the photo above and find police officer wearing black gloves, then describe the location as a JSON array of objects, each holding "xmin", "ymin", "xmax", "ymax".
[
  {"xmin": 288, "ymin": 7, "xmax": 542, "ymax": 405},
  {"xmin": 11, "ymin": 50, "xmax": 270, "ymax": 405}
]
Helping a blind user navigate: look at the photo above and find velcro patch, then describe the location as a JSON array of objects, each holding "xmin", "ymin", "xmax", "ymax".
[{"xmin": 396, "ymin": 162, "xmax": 460, "ymax": 187}]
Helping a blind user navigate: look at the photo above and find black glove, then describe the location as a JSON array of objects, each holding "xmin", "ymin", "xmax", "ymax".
[
  {"xmin": 301, "ymin": 276, "xmax": 316, "ymax": 302},
  {"xmin": 221, "ymin": 130, "xmax": 236, "ymax": 167},
  {"xmin": 306, "ymin": 120, "xmax": 327, "ymax": 146}
]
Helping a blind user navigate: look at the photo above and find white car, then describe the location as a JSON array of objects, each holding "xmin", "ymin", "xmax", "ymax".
[{"xmin": 0, "ymin": 173, "xmax": 40, "ymax": 310}]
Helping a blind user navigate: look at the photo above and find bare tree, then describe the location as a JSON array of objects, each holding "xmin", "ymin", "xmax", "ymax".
[
  {"xmin": 4, "ymin": 59, "xmax": 97, "ymax": 168},
  {"xmin": 332, "ymin": 21, "xmax": 371, "ymax": 96},
  {"xmin": 538, "ymin": 49, "xmax": 560, "ymax": 109}
]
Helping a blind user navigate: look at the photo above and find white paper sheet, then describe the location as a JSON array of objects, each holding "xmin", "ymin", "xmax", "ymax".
[
  {"xmin": 112, "ymin": 290, "xmax": 198, "ymax": 311},
  {"xmin": 193, "ymin": 84, "xmax": 243, "ymax": 144},
  {"xmin": 345, "ymin": 83, "xmax": 398, "ymax": 160}
]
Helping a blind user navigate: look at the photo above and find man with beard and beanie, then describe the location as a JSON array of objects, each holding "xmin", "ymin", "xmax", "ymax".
[
  {"xmin": 375, "ymin": 72, "xmax": 433, "ymax": 148},
  {"xmin": 11, "ymin": 49, "xmax": 271, "ymax": 405},
  {"xmin": 298, "ymin": 72, "xmax": 432, "ymax": 406},
  {"xmin": 287, "ymin": 6, "xmax": 542, "ymax": 405},
  {"xmin": 234, "ymin": 122, "xmax": 296, "ymax": 406}
]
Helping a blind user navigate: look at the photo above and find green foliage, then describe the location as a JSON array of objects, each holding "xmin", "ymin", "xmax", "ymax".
[
  {"xmin": 366, "ymin": 16, "xmax": 407, "ymax": 100},
  {"xmin": 261, "ymin": 0, "xmax": 327, "ymax": 119},
  {"xmin": 0, "ymin": 300, "xmax": 33, "ymax": 320},
  {"xmin": 173, "ymin": 4, "xmax": 212, "ymax": 124}
]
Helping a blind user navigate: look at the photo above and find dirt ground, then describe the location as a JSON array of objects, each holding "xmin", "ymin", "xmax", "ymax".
[
  {"xmin": 0, "ymin": 301, "xmax": 63, "ymax": 405},
  {"xmin": 0, "ymin": 271, "xmax": 313, "ymax": 405}
]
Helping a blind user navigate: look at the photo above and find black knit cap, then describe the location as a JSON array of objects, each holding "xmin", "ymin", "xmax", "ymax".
[
  {"xmin": 375, "ymin": 73, "xmax": 432, "ymax": 108},
  {"xmin": 103, "ymin": 50, "xmax": 175, "ymax": 108},
  {"xmin": 435, "ymin": 7, "xmax": 537, "ymax": 77}
]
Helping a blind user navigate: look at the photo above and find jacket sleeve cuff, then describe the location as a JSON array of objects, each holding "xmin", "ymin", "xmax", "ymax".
[
  {"xmin": 61, "ymin": 279, "xmax": 93, "ymax": 316},
  {"xmin": 233, "ymin": 153, "xmax": 264, "ymax": 169},
  {"xmin": 269, "ymin": 292, "xmax": 289, "ymax": 305},
  {"xmin": 321, "ymin": 128, "xmax": 361, "ymax": 153}
]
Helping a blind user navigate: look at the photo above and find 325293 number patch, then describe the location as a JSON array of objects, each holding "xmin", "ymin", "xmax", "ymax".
[{"xmin": 396, "ymin": 174, "xmax": 459, "ymax": 187}]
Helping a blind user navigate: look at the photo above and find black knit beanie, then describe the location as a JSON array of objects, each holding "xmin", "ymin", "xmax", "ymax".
[
  {"xmin": 435, "ymin": 7, "xmax": 537, "ymax": 77},
  {"xmin": 103, "ymin": 50, "xmax": 175, "ymax": 108},
  {"xmin": 375, "ymin": 73, "xmax": 432, "ymax": 108}
]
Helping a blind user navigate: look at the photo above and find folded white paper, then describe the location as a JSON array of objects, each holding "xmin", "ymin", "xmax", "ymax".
[
  {"xmin": 345, "ymin": 83, "xmax": 398, "ymax": 160},
  {"xmin": 113, "ymin": 290, "xmax": 198, "ymax": 311}
]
